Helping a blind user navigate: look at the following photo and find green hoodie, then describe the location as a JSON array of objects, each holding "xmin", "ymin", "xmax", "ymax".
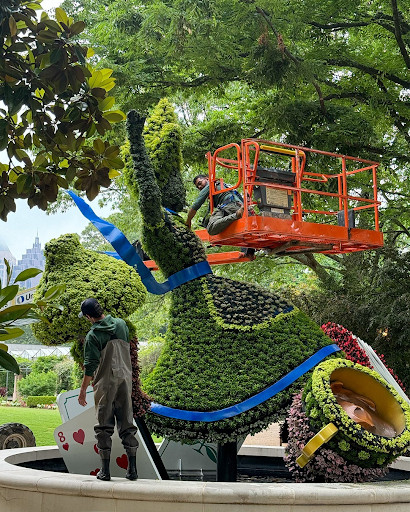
[{"xmin": 84, "ymin": 315, "xmax": 129, "ymax": 377}]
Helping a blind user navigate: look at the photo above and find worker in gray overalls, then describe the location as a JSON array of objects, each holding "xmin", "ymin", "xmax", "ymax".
[{"xmin": 78, "ymin": 298, "xmax": 138, "ymax": 481}]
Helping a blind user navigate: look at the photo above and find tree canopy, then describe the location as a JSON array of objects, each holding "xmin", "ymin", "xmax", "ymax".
[
  {"xmin": 61, "ymin": 0, "xmax": 409, "ymax": 251},
  {"xmin": 0, "ymin": 0, "xmax": 125, "ymax": 221}
]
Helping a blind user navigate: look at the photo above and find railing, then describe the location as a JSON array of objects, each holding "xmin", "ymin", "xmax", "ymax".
[{"xmin": 207, "ymin": 139, "xmax": 381, "ymax": 232}]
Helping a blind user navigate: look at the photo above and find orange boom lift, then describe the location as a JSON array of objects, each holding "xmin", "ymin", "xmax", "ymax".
[{"xmin": 192, "ymin": 139, "xmax": 383, "ymax": 258}]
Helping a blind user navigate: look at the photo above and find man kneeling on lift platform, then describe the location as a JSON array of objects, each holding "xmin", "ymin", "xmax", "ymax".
[{"xmin": 185, "ymin": 174, "xmax": 244, "ymax": 235}]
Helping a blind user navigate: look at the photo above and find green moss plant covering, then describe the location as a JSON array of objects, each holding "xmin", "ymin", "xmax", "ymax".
[
  {"xmin": 126, "ymin": 107, "xmax": 337, "ymax": 443},
  {"xmin": 32, "ymin": 233, "xmax": 147, "ymax": 360}
]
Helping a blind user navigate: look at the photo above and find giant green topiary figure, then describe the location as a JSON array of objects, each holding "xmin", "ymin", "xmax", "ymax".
[
  {"xmin": 32, "ymin": 233, "xmax": 147, "ymax": 362},
  {"xmin": 126, "ymin": 108, "xmax": 335, "ymax": 444}
]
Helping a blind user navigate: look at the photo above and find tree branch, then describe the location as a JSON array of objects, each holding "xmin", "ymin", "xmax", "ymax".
[
  {"xmin": 326, "ymin": 58, "xmax": 410, "ymax": 88},
  {"xmin": 255, "ymin": 6, "xmax": 327, "ymax": 114},
  {"xmin": 390, "ymin": 0, "xmax": 410, "ymax": 68}
]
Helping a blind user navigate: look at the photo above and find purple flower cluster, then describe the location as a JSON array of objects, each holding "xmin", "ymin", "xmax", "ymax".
[{"xmin": 284, "ymin": 392, "xmax": 388, "ymax": 482}]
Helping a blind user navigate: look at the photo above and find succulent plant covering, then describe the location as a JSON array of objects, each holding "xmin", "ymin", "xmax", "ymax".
[
  {"xmin": 32, "ymin": 233, "xmax": 147, "ymax": 359},
  {"xmin": 284, "ymin": 392, "xmax": 389, "ymax": 483},
  {"xmin": 322, "ymin": 322, "xmax": 406, "ymax": 392},
  {"xmin": 126, "ymin": 107, "xmax": 337, "ymax": 443},
  {"xmin": 287, "ymin": 358, "xmax": 410, "ymax": 475}
]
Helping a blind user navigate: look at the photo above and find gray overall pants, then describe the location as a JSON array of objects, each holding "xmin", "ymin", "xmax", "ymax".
[
  {"xmin": 207, "ymin": 201, "xmax": 243, "ymax": 235},
  {"xmin": 93, "ymin": 338, "xmax": 138, "ymax": 458}
]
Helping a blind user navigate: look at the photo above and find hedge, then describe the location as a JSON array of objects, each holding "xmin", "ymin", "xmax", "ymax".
[{"xmin": 26, "ymin": 396, "xmax": 56, "ymax": 408}]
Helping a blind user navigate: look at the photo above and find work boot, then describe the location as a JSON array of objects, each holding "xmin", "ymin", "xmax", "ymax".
[
  {"xmin": 125, "ymin": 452, "xmax": 138, "ymax": 480},
  {"xmin": 97, "ymin": 449, "xmax": 111, "ymax": 481}
]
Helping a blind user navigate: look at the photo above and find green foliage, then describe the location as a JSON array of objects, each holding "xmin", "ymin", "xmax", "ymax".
[
  {"xmin": 54, "ymin": 357, "xmax": 77, "ymax": 393},
  {"xmin": 0, "ymin": 0, "xmax": 125, "ymax": 219},
  {"xmin": 124, "ymin": 98, "xmax": 185, "ymax": 212},
  {"xmin": 31, "ymin": 355, "xmax": 62, "ymax": 374},
  {"xmin": 139, "ymin": 336, "xmax": 164, "ymax": 381},
  {"xmin": 0, "ymin": 259, "xmax": 64, "ymax": 373},
  {"xmin": 290, "ymin": 243, "xmax": 410, "ymax": 389},
  {"xmin": 31, "ymin": 233, "xmax": 147, "ymax": 353},
  {"xmin": 18, "ymin": 370, "xmax": 57, "ymax": 397},
  {"xmin": 143, "ymin": 275, "xmax": 334, "ymax": 443},
  {"xmin": 143, "ymin": 98, "xmax": 186, "ymax": 212},
  {"xmin": 63, "ymin": 0, "xmax": 410, "ymax": 262},
  {"xmin": 126, "ymin": 110, "xmax": 206, "ymax": 277},
  {"xmin": 125, "ymin": 107, "xmax": 336, "ymax": 443},
  {"xmin": 26, "ymin": 395, "xmax": 56, "ymax": 408}
]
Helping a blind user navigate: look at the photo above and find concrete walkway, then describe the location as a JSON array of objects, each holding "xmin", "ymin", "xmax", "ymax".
[{"xmin": 243, "ymin": 423, "xmax": 282, "ymax": 446}]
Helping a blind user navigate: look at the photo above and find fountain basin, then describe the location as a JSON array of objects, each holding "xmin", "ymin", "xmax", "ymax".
[{"xmin": 0, "ymin": 445, "xmax": 409, "ymax": 512}]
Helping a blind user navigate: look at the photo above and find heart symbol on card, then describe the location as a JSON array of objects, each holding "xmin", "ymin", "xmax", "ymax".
[
  {"xmin": 73, "ymin": 429, "xmax": 85, "ymax": 445},
  {"xmin": 116, "ymin": 454, "xmax": 128, "ymax": 469},
  {"xmin": 90, "ymin": 468, "xmax": 100, "ymax": 476},
  {"xmin": 94, "ymin": 444, "xmax": 99, "ymax": 454},
  {"xmin": 62, "ymin": 443, "xmax": 69, "ymax": 451}
]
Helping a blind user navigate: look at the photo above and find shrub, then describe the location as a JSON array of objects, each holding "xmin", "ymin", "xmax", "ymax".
[
  {"xmin": 18, "ymin": 371, "xmax": 57, "ymax": 398},
  {"xmin": 54, "ymin": 358, "xmax": 76, "ymax": 394},
  {"xmin": 31, "ymin": 356, "xmax": 63, "ymax": 375},
  {"xmin": 26, "ymin": 396, "xmax": 56, "ymax": 408},
  {"xmin": 32, "ymin": 234, "xmax": 147, "ymax": 362}
]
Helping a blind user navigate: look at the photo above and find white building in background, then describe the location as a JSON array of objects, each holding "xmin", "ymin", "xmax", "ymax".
[
  {"xmin": 0, "ymin": 238, "xmax": 16, "ymax": 286},
  {"xmin": 11, "ymin": 235, "xmax": 46, "ymax": 288}
]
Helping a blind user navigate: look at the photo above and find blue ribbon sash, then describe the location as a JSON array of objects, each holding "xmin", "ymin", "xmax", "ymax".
[
  {"xmin": 150, "ymin": 344, "xmax": 341, "ymax": 421},
  {"xmin": 68, "ymin": 191, "xmax": 212, "ymax": 295}
]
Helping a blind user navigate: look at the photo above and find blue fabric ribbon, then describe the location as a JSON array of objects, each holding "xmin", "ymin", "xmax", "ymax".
[
  {"xmin": 67, "ymin": 191, "xmax": 212, "ymax": 295},
  {"xmin": 150, "ymin": 344, "xmax": 341, "ymax": 422}
]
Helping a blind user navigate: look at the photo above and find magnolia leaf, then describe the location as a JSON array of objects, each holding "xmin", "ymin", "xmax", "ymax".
[
  {"xmin": 0, "ymin": 285, "xmax": 19, "ymax": 309},
  {"xmin": 4, "ymin": 259, "xmax": 12, "ymax": 286},
  {"xmin": 93, "ymin": 138, "xmax": 105, "ymax": 154},
  {"xmin": 99, "ymin": 97, "xmax": 115, "ymax": 111},
  {"xmin": 9, "ymin": 16, "xmax": 17, "ymax": 37},
  {"xmin": 43, "ymin": 284, "xmax": 66, "ymax": 301},
  {"xmin": 55, "ymin": 7, "xmax": 69, "ymax": 26},
  {"xmin": 0, "ymin": 343, "xmax": 8, "ymax": 352},
  {"xmin": 109, "ymin": 169, "xmax": 121, "ymax": 178},
  {"xmin": 103, "ymin": 111, "xmax": 125, "ymax": 123},
  {"xmin": 0, "ymin": 349, "xmax": 20, "ymax": 374},
  {"xmin": 0, "ymin": 304, "xmax": 36, "ymax": 323},
  {"xmin": 70, "ymin": 21, "xmax": 86, "ymax": 36},
  {"xmin": 0, "ymin": 327, "xmax": 24, "ymax": 341},
  {"xmin": 14, "ymin": 268, "xmax": 42, "ymax": 283}
]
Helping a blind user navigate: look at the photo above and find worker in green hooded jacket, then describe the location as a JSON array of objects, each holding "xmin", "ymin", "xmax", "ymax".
[{"xmin": 78, "ymin": 297, "xmax": 138, "ymax": 481}]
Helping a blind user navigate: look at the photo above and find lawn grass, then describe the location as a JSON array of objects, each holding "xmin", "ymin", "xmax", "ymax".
[
  {"xmin": 0, "ymin": 407, "xmax": 162, "ymax": 446},
  {"xmin": 0, "ymin": 406, "xmax": 61, "ymax": 446}
]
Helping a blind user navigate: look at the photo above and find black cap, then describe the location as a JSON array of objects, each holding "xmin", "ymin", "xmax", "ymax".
[{"xmin": 78, "ymin": 298, "xmax": 102, "ymax": 318}]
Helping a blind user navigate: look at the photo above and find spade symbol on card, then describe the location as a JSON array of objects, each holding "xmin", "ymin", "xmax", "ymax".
[
  {"xmin": 116, "ymin": 454, "xmax": 128, "ymax": 469},
  {"xmin": 73, "ymin": 429, "xmax": 85, "ymax": 445}
]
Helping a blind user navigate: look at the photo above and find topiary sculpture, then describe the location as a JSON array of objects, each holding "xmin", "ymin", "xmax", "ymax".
[
  {"xmin": 32, "ymin": 233, "xmax": 146, "ymax": 353},
  {"xmin": 284, "ymin": 359, "xmax": 410, "ymax": 482},
  {"xmin": 31, "ymin": 233, "xmax": 151, "ymax": 416},
  {"xmin": 126, "ymin": 108, "xmax": 337, "ymax": 446}
]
